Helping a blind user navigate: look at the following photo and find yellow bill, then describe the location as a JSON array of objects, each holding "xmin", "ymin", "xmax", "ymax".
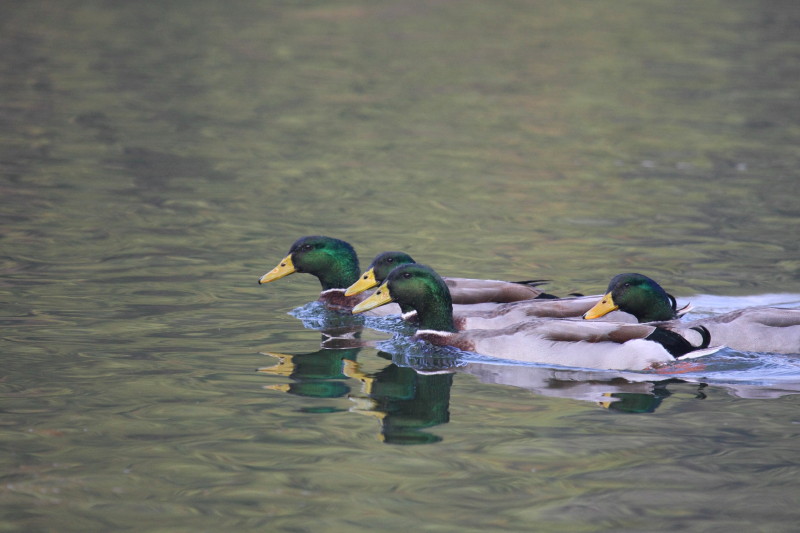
[
  {"xmin": 598, "ymin": 392, "xmax": 615, "ymax": 410},
  {"xmin": 259, "ymin": 254, "xmax": 296, "ymax": 284},
  {"xmin": 583, "ymin": 292, "xmax": 619, "ymax": 319},
  {"xmin": 342, "ymin": 359, "xmax": 375, "ymax": 394},
  {"xmin": 265, "ymin": 384, "xmax": 291, "ymax": 393},
  {"xmin": 352, "ymin": 283, "xmax": 394, "ymax": 314},
  {"xmin": 257, "ymin": 352, "xmax": 295, "ymax": 376},
  {"xmin": 344, "ymin": 268, "xmax": 378, "ymax": 296}
]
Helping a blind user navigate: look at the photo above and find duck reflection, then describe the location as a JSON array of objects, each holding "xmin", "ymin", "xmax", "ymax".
[
  {"xmin": 259, "ymin": 338, "xmax": 697, "ymax": 447},
  {"xmin": 599, "ymin": 386, "xmax": 675, "ymax": 413},
  {"xmin": 260, "ymin": 349, "xmax": 358, "ymax": 404},
  {"xmin": 260, "ymin": 333, "xmax": 454, "ymax": 444},
  {"xmin": 345, "ymin": 352, "xmax": 452, "ymax": 444},
  {"xmin": 259, "ymin": 325, "xmax": 366, "ymax": 404},
  {"xmin": 457, "ymin": 361, "xmax": 704, "ymax": 413}
]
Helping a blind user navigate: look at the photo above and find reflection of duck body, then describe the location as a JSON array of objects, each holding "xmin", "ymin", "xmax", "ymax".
[
  {"xmin": 347, "ymin": 358, "xmax": 453, "ymax": 444},
  {"xmin": 584, "ymin": 273, "xmax": 800, "ymax": 354},
  {"xmin": 259, "ymin": 345, "xmax": 362, "ymax": 399},
  {"xmin": 460, "ymin": 362, "xmax": 678, "ymax": 412},
  {"xmin": 461, "ymin": 358, "xmax": 800, "ymax": 403},
  {"xmin": 261, "ymin": 344, "xmax": 453, "ymax": 444},
  {"xmin": 353, "ymin": 264, "xmax": 712, "ymax": 371}
]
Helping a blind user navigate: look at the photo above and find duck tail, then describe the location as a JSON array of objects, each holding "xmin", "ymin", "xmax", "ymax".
[
  {"xmin": 511, "ymin": 279, "xmax": 550, "ymax": 287},
  {"xmin": 646, "ymin": 325, "xmax": 711, "ymax": 358},
  {"xmin": 691, "ymin": 325, "xmax": 711, "ymax": 350},
  {"xmin": 534, "ymin": 292, "xmax": 560, "ymax": 300}
]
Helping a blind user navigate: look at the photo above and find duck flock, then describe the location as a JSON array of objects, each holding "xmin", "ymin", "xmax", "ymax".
[{"xmin": 259, "ymin": 236, "xmax": 800, "ymax": 371}]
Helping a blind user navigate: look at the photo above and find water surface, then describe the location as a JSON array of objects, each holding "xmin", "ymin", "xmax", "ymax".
[{"xmin": 2, "ymin": 1, "xmax": 800, "ymax": 531}]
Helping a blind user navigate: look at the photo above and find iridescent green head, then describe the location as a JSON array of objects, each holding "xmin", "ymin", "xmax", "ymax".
[
  {"xmin": 259, "ymin": 236, "xmax": 360, "ymax": 291},
  {"xmin": 584, "ymin": 273, "xmax": 678, "ymax": 323},
  {"xmin": 345, "ymin": 251, "xmax": 416, "ymax": 298},
  {"xmin": 369, "ymin": 251, "xmax": 416, "ymax": 283},
  {"xmin": 353, "ymin": 263, "xmax": 456, "ymax": 332}
]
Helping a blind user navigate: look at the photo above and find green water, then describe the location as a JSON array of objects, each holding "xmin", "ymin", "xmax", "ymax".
[{"xmin": 2, "ymin": 1, "xmax": 800, "ymax": 531}]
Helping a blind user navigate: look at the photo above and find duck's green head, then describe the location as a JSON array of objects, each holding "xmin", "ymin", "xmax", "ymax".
[
  {"xmin": 583, "ymin": 273, "xmax": 678, "ymax": 323},
  {"xmin": 345, "ymin": 251, "xmax": 416, "ymax": 297},
  {"xmin": 352, "ymin": 263, "xmax": 456, "ymax": 332},
  {"xmin": 258, "ymin": 236, "xmax": 360, "ymax": 291}
]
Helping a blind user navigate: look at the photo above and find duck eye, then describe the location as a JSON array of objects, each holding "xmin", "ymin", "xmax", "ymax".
[
  {"xmin": 301, "ymin": 244, "xmax": 313, "ymax": 251},
  {"xmin": 402, "ymin": 272, "xmax": 412, "ymax": 279}
]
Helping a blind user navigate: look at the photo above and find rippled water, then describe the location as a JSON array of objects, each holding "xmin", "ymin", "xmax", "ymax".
[{"xmin": 2, "ymin": 1, "xmax": 800, "ymax": 531}]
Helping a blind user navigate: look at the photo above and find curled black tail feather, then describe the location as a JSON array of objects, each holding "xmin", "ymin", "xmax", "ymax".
[
  {"xmin": 691, "ymin": 326, "xmax": 711, "ymax": 351},
  {"xmin": 646, "ymin": 326, "xmax": 711, "ymax": 358}
]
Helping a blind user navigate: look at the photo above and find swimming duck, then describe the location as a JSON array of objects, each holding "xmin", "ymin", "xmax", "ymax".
[
  {"xmin": 262, "ymin": 237, "xmax": 552, "ymax": 313},
  {"xmin": 453, "ymin": 287, "xmax": 696, "ymax": 330},
  {"xmin": 584, "ymin": 273, "xmax": 800, "ymax": 354},
  {"xmin": 258, "ymin": 235, "xmax": 398, "ymax": 313},
  {"xmin": 352, "ymin": 264, "xmax": 712, "ymax": 371},
  {"xmin": 345, "ymin": 250, "xmax": 554, "ymax": 305},
  {"xmin": 346, "ymin": 253, "xmax": 672, "ymax": 329}
]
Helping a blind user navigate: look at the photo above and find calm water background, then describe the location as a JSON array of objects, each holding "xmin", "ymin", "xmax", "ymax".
[{"xmin": 2, "ymin": 1, "xmax": 800, "ymax": 531}]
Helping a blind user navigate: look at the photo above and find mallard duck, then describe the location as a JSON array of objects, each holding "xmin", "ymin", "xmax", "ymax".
[
  {"xmin": 352, "ymin": 264, "xmax": 712, "ymax": 371},
  {"xmin": 345, "ymin": 250, "xmax": 554, "ymax": 305},
  {"xmin": 344, "ymin": 250, "xmax": 585, "ymax": 328},
  {"xmin": 583, "ymin": 273, "xmax": 687, "ymax": 322},
  {"xmin": 261, "ymin": 237, "xmax": 547, "ymax": 315},
  {"xmin": 258, "ymin": 235, "xmax": 399, "ymax": 314},
  {"xmin": 584, "ymin": 273, "xmax": 800, "ymax": 354},
  {"xmin": 345, "ymin": 253, "xmax": 661, "ymax": 329},
  {"xmin": 439, "ymin": 273, "xmax": 692, "ymax": 330},
  {"xmin": 453, "ymin": 287, "xmax": 696, "ymax": 331}
]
